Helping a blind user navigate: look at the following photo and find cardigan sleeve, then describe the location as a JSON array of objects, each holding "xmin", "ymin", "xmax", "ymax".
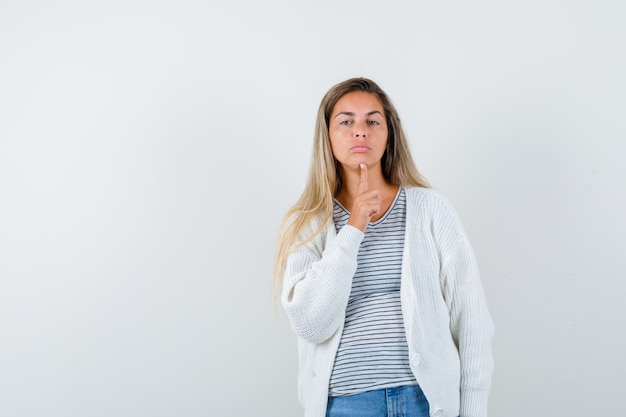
[
  {"xmin": 432, "ymin": 195, "xmax": 495, "ymax": 417},
  {"xmin": 281, "ymin": 223, "xmax": 364, "ymax": 344}
]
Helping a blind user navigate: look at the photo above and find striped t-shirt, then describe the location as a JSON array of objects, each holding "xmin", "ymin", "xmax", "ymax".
[{"xmin": 329, "ymin": 187, "xmax": 417, "ymax": 396}]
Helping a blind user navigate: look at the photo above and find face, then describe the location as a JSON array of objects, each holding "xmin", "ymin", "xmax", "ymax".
[{"xmin": 328, "ymin": 91, "xmax": 388, "ymax": 172}]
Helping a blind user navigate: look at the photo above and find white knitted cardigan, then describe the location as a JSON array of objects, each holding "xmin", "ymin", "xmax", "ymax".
[{"xmin": 282, "ymin": 187, "xmax": 494, "ymax": 417}]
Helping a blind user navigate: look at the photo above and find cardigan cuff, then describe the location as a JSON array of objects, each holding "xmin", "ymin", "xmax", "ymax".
[{"xmin": 333, "ymin": 224, "xmax": 364, "ymax": 260}]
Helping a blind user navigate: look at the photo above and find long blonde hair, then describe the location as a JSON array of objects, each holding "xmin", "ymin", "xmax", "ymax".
[{"xmin": 273, "ymin": 77, "xmax": 430, "ymax": 301}]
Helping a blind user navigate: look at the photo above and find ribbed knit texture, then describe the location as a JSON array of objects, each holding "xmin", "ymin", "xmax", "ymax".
[{"xmin": 282, "ymin": 187, "xmax": 494, "ymax": 417}]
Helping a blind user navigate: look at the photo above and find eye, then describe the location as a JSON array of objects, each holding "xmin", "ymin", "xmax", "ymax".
[
  {"xmin": 340, "ymin": 120, "xmax": 352, "ymax": 126},
  {"xmin": 368, "ymin": 120, "xmax": 380, "ymax": 126}
]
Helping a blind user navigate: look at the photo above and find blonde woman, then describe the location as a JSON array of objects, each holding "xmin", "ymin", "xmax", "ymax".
[{"xmin": 275, "ymin": 78, "xmax": 493, "ymax": 417}]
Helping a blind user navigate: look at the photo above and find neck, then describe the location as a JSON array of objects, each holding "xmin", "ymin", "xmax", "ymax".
[{"xmin": 336, "ymin": 164, "xmax": 395, "ymax": 203}]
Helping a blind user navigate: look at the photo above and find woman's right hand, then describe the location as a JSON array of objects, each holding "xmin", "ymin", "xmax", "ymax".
[{"xmin": 347, "ymin": 163, "xmax": 382, "ymax": 232}]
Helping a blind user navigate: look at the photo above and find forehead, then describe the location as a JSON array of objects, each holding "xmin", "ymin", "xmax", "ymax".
[{"xmin": 332, "ymin": 91, "xmax": 384, "ymax": 114}]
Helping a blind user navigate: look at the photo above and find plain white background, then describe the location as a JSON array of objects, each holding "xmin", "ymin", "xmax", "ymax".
[{"xmin": 1, "ymin": 1, "xmax": 624, "ymax": 416}]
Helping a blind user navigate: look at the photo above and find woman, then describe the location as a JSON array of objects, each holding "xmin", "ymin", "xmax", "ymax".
[{"xmin": 274, "ymin": 78, "xmax": 494, "ymax": 417}]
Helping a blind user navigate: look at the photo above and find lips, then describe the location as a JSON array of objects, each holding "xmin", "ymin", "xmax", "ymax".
[{"xmin": 351, "ymin": 146, "xmax": 370, "ymax": 152}]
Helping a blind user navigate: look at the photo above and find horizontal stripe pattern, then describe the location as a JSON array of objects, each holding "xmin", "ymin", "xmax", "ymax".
[{"xmin": 329, "ymin": 188, "xmax": 416, "ymax": 396}]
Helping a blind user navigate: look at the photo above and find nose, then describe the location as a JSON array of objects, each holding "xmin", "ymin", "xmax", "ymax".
[{"xmin": 354, "ymin": 121, "xmax": 367, "ymax": 139}]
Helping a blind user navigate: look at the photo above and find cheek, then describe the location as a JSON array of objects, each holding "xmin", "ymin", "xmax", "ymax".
[
  {"xmin": 328, "ymin": 134, "xmax": 341, "ymax": 155},
  {"xmin": 378, "ymin": 135, "xmax": 389, "ymax": 151}
]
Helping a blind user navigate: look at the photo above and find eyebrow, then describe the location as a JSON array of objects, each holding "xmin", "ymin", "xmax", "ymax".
[{"xmin": 334, "ymin": 110, "xmax": 384, "ymax": 119}]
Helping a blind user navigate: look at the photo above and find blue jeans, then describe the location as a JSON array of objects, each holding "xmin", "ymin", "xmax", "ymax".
[{"xmin": 325, "ymin": 385, "xmax": 430, "ymax": 417}]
